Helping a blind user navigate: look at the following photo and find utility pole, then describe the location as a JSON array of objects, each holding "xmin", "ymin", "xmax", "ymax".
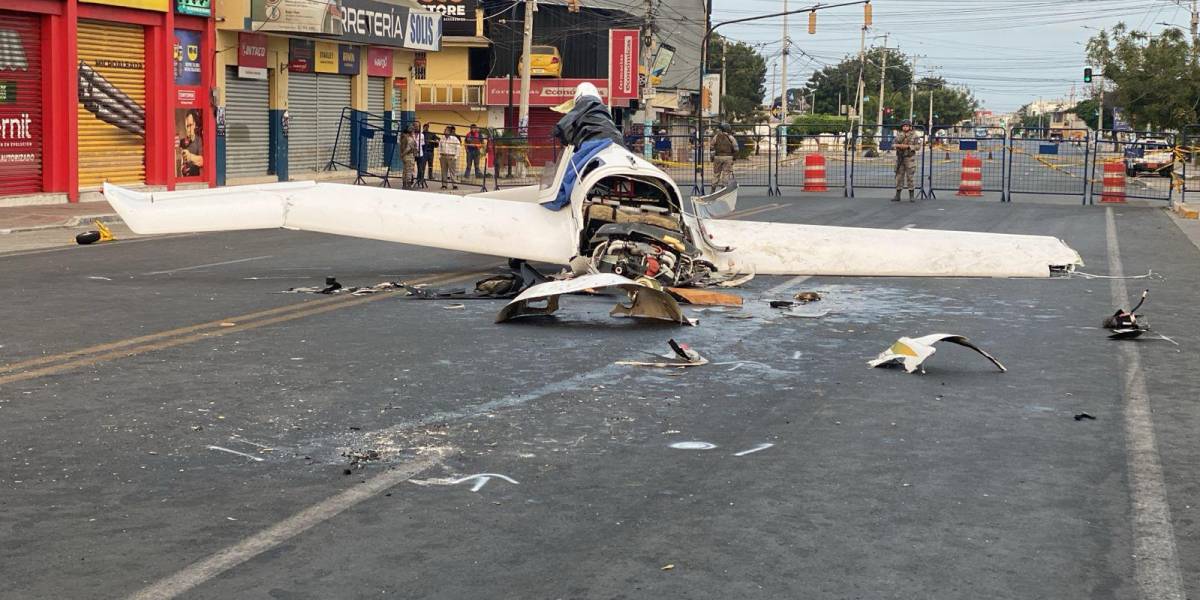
[
  {"xmin": 720, "ymin": 37, "xmax": 727, "ymax": 120},
  {"xmin": 780, "ymin": 0, "xmax": 789, "ymax": 123},
  {"xmin": 926, "ymin": 86, "xmax": 933, "ymax": 138},
  {"xmin": 1193, "ymin": 0, "xmax": 1199, "ymax": 63},
  {"xmin": 855, "ymin": 24, "xmax": 866, "ymax": 147},
  {"xmin": 642, "ymin": 0, "xmax": 654, "ymax": 158},
  {"xmin": 907, "ymin": 55, "xmax": 916, "ymax": 123},
  {"xmin": 875, "ymin": 33, "xmax": 888, "ymax": 145},
  {"xmin": 517, "ymin": 0, "xmax": 535, "ymax": 136},
  {"xmin": 771, "ymin": 60, "xmax": 777, "ymax": 122}
]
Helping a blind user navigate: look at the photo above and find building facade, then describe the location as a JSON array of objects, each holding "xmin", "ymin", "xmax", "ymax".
[{"xmin": 0, "ymin": 0, "xmax": 217, "ymax": 202}]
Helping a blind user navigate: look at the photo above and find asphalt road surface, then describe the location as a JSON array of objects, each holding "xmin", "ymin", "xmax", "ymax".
[{"xmin": 2, "ymin": 190, "xmax": 1198, "ymax": 600}]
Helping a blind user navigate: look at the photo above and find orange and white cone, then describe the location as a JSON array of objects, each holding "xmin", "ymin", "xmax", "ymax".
[
  {"xmin": 956, "ymin": 153, "xmax": 983, "ymax": 197},
  {"xmin": 803, "ymin": 154, "xmax": 828, "ymax": 192},
  {"xmin": 1100, "ymin": 161, "xmax": 1126, "ymax": 203}
]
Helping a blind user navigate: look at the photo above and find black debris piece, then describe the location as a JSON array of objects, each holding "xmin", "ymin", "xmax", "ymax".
[
  {"xmin": 1073, "ymin": 413, "xmax": 1096, "ymax": 421},
  {"xmin": 769, "ymin": 300, "xmax": 795, "ymax": 309}
]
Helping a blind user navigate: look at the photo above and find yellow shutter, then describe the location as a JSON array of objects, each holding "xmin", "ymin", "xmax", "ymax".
[{"xmin": 77, "ymin": 21, "xmax": 146, "ymax": 187}]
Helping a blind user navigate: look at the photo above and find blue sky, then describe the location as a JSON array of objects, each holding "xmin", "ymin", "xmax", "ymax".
[{"xmin": 709, "ymin": 0, "xmax": 1191, "ymax": 112}]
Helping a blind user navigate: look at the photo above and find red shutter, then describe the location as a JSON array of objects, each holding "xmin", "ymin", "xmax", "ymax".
[
  {"xmin": 0, "ymin": 11, "xmax": 43, "ymax": 195},
  {"xmin": 505, "ymin": 107, "xmax": 562, "ymax": 167}
]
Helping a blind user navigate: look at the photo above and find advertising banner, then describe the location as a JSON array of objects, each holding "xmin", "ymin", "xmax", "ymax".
[
  {"xmin": 338, "ymin": 44, "xmax": 360, "ymax": 75},
  {"xmin": 367, "ymin": 47, "xmax": 392, "ymax": 77},
  {"xmin": 173, "ymin": 29, "xmax": 205, "ymax": 180},
  {"xmin": 288, "ymin": 38, "xmax": 315, "ymax": 73},
  {"xmin": 315, "ymin": 41, "xmax": 339, "ymax": 73},
  {"xmin": 608, "ymin": 29, "xmax": 638, "ymax": 101},
  {"xmin": 238, "ymin": 32, "xmax": 268, "ymax": 80},
  {"xmin": 176, "ymin": 0, "xmax": 210, "ymax": 16},
  {"xmin": 486, "ymin": 78, "xmax": 620, "ymax": 106},
  {"xmin": 173, "ymin": 29, "xmax": 202, "ymax": 86},
  {"xmin": 250, "ymin": 0, "xmax": 442, "ymax": 50},
  {"xmin": 701, "ymin": 73, "xmax": 720, "ymax": 117},
  {"xmin": 416, "ymin": 0, "xmax": 476, "ymax": 37}
]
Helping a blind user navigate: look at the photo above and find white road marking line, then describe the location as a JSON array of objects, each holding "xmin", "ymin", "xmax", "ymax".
[
  {"xmin": 765, "ymin": 275, "xmax": 812, "ymax": 295},
  {"xmin": 733, "ymin": 443, "xmax": 774, "ymax": 457},
  {"xmin": 1105, "ymin": 207, "xmax": 1185, "ymax": 600},
  {"xmin": 127, "ymin": 455, "xmax": 441, "ymax": 600},
  {"xmin": 205, "ymin": 445, "xmax": 264, "ymax": 463},
  {"xmin": 143, "ymin": 255, "xmax": 273, "ymax": 275}
]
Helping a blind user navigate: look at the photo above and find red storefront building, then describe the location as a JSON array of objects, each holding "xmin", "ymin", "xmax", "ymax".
[{"xmin": 0, "ymin": 0, "xmax": 216, "ymax": 203}]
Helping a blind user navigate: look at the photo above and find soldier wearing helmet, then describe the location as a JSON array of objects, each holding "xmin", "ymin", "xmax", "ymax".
[
  {"xmin": 711, "ymin": 122, "xmax": 739, "ymax": 189},
  {"xmin": 893, "ymin": 120, "xmax": 920, "ymax": 202}
]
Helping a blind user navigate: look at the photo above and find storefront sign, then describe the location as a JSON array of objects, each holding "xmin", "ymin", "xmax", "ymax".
[
  {"xmin": 80, "ymin": 0, "xmax": 169, "ymax": 11},
  {"xmin": 314, "ymin": 41, "xmax": 339, "ymax": 73},
  {"xmin": 608, "ymin": 29, "xmax": 638, "ymax": 101},
  {"xmin": 416, "ymin": 0, "xmax": 476, "ymax": 37},
  {"xmin": 338, "ymin": 44, "xmax": 360, "ymax": 75},
  {"xmin": 288, "ymin": 39, "xmax": 315, "ymax": 73},
  {"xmin": 485, "ymin": 78, "xmax": 618, "ymax": 106},
  {"xmin": 176, "ymin": 0, "xmax": 210, "ymax": 16},
  {"xmin": 701, "ymin": 73, "xmax": 720, "ymax": 117},
  {"xmin": 173, "ymin": 29, "xmax": 202, "ymax": 86},
  {"xmin": 367, "ymin": 47, "xmax": 392, "ymax": 77},
  {"xmin": 250, "ymin": 0, "xmax": 442, "ymax": 51},
  {"xmin": 238, "ymin": 32, "xmax": 268, "ymax": 80}
]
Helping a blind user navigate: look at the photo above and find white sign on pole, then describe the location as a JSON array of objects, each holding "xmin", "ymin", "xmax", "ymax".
[{"xmin": 702, "ymin": 74, "xmax": 720, "ymax": 117}]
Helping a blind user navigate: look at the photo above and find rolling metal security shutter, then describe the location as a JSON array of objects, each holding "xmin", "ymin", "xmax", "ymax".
[
  {"xmin": 286, "ymin": 71, "xmax": 319, "ymax": 174},
  {"xmin": 223, "ymin": 66, "xmax": 270, "ymax": 178},
  {"xmin": 316, "ymin": 74, "xmax": 351, "ymax": 171},
  {"xmin": 0, "ymin": 11, "xmax": 43, "ymax": 195},
  {"xmin": 367, "ymin": 76, "xmax": 386, "ymax": 116},
  {"xmin": 77, "ymin": 21, "xmax": 145, "ymax": 186}
]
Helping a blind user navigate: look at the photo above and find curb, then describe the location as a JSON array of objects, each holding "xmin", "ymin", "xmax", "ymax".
[{"xmin": 0, "ymin": 213, "xmax": 123, "ymax": 235}]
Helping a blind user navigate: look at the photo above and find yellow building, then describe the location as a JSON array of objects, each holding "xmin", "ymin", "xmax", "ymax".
[{"xmin": 413, "ymin": 5, "xmax": 489, "ymax": 133}]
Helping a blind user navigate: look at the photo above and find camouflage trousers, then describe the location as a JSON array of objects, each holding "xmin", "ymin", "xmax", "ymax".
[
  {"xmin": 895, "ymin": 154, "xmax": 916, "ymax": 190},
  {"xmin": 713, "ymin": 156, "xmax": 735, "ymax": 188}
]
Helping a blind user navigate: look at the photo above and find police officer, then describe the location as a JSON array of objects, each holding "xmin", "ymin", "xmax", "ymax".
[
  {"xmin": 711, "ymin": 123, "xmax": 738, "ymax": 189},
  {"xmin": 893, "ymin": 120, "xmax": 920, "ymax": 202}
]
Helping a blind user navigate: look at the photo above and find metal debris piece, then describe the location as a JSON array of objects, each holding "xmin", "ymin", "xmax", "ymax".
[
  {"xmin": 769, "ymin": 300, "xmax": 795, "ymax": 309},
  {"xmin": 868, "ymin": 333, "xmax": 1007, "ymax": 374},
  {"xmin": 616, "ymin": 339, "xmax": 709, "ymax": 368},
  {"xmin": 1074, "ymin": 413, "xmax": 1097, "ymax": 421},
  {"xmin": 496, "ymin": 273, "xmax": 693, "ymax": 325},
  {"xmin": 793, "ymin": 291, "xmax": 821, "ymax": 303},
  {"xmin": 666, "ymin": 287, "xmax": 743, "ymax": 307}
]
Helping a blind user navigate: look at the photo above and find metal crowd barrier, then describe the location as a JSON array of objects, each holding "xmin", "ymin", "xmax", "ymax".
[
  {"xmin": 1087, "ymin": 129, "xmax": 1175, "ymax": 204},
  {"xmin": 1006, "ymin": 127, "xmax": 1090, "ymax": 204},
  {"xmin": 925, "ymin": 126, "xmax": 1006, "ymax": 199}
]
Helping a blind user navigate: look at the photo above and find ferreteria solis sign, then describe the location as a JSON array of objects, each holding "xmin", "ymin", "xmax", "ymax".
[{"xmin": 251, "ymin": 0, "xmax": 442, "ymax": 51}]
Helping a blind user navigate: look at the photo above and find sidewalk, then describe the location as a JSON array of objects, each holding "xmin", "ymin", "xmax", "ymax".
[{"xmin": 0, "ymin": 200, "xmax": 118, "ymax": 234}]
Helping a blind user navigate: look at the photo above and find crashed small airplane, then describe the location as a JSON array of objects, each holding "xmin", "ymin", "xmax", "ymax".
[{"xmin": 105, "ymin": 83, "xmax": 1081, "ymax": 284}]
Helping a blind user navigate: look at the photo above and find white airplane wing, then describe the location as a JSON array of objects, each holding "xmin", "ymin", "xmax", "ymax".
[
  {"xmin": 103, "ymin": 181, "xmax": 579, "ymax": 265},
  {"xmin": 701, "ymin": 218, "xmax": 1082, "ymax": 278}
]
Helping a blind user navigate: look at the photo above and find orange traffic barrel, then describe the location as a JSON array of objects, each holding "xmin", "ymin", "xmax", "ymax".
[
  {"xmin": 803, "ymin": 154, "xmax": 828, "ymax": 192},
  {"xmin": 956, "ymin": 153, "xmax": 983, "ymax": 196},
  {"xmin": 1100, "ymin": 161, "xmax": 1126, "ymax": 203}
]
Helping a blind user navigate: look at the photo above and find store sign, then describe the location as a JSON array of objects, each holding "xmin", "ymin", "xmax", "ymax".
[
  {"xmin": 416, "ymin": 0, "xmax": 476, "ymax": 37},
  {"xmin": 176, "ymin": 0, "xmax": 210, "ymax": 16},
  {"xmin": 80, "ymin": 0, "xmax": 168, "ymax": 11},
  {"xmin": 0, "ymin": 82, "xmax": 17, "ymax": 103},
  {"xmin": 367, "ymin": 47, "xmax": 392, "ymax": 77},
  {"xmin": 701, "ymin": 73, "xmax": 720, "ymax": 117},
  {"xmin": 288, "ymin": 38, "xmax": 315, "ymax": 73},
  {"xmin": 608, "ymin": 29, "xmax": 638, "ymax": 101},
  {"xmin": 250, "ymin": 0, "xmax": 442, "ymax": 51},
  {"xmin": 315, "ymin": 41, "xmax": 339, "ymax": 73},
  {"xmin": 173, "ymin": 29, "xmax": 202, "ymax": 86},
  {"xmin": 338, "ymin": 44, "xmax": 360, "ymax": 75},
  {"xmin": 485, "ymin": 78, "xmax": 620, "ymax": 106},
  {"xmin": 238, "ymin": 32, "xmax": 268, "ymax": 80}
]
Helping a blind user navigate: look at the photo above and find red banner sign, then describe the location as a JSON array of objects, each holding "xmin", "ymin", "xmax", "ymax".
[
  {"xmin": 608, "ymin": 29, "xmax": 638, "ymax": 100},
  {"xmin": 238, "ymin": 32, "xmax": 267, "ymax": 69},
  {"xmin": 367, "ymin": 47, "xmax": 392, "ymax": 77},
  {"xmin": 486, "ymin": 78, "xmax": 630, "ymax": 106}
]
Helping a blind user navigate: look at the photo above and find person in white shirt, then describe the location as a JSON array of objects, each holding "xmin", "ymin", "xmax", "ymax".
[{"xmin": 439, "ymin": 125, "xmax": 461, "ymax": 190}]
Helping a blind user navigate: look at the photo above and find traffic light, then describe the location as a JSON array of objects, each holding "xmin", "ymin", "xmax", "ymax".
[
  {"xmin": 1084, "ymin": 67, "xmax": 1093, "ymax": 82},
  {"xmin": 864, "ymin": 1, "xmax": 872, "ymax": 26},
  {"xmin": 808, "ymin": 11, "xmax": 816, "ymax": 34}
]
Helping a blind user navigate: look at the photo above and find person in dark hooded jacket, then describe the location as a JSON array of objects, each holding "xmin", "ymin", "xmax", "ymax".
[{"xmin": 552, "ymin": 82, "xmax": 624, "ymax": 148}]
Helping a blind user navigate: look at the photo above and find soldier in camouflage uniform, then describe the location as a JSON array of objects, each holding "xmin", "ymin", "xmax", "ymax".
[
  {"xmin": 711, "ymin": 123, "xmax": 738, "ymax": 189},
  {"xmin": 893, "ymin": 120, "xmax": 920, "ymax": 202}
]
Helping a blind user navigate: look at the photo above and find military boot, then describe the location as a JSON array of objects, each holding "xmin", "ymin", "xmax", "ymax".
[
  {"xmin": 908, "ymin": 189, "xmax": 916, "ymax": 202},
  {"xmin": 892, "ymin": 190, "xmax": 901, "ymax": 202}
]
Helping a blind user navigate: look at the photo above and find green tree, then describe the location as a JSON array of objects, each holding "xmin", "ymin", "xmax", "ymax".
[
  {"xmin": 1086, "ymin": 24, "xmax": 1200, "ymax": 130},
  {"xmin": 801, "ymin": 48, "xmax": 977, "ymax": 127},
  {"xmin": 706, "ymin": 35, "xmax": 767, "ymax": 123},
  {"xmin": 1068, "ymin": 98, "xmax": 1114, "ymax": 130}
]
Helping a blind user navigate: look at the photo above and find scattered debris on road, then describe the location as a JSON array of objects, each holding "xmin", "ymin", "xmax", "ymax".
[
  {"xmin": 617, "ymin": 339, "xmax": 708, "ymax": 368},
  {"xmin": 75, "ymin": 220, "xmax": 116, "ymax": 245},
  {"xmin": 666, "ymin": 287, "xmax": 743, "ymax": 307},
  {"xmin": 342, "ymin": 449, "xmax": 381, "ymax": 469},
  {"xmin": 1074, "ymin": 413, "xmax": 1097, "ymax": 421},
  {"xmin": 1102, "ymin": 289, "xmax": 1177, "ymax": 344},
  {"xmin": 868, "ymin": 334, "xmax": 1007, "ymax": 374},
  {"xmin": 496, "ymin": 273, "xmax": 694, "ymax": 325},
  {"xmin": 794, "ymin": 291, "xmax": 822, "ymax": 303}
]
